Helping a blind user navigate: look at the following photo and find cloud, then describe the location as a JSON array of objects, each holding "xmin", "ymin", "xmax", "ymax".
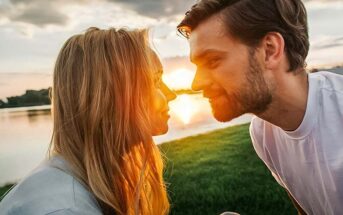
[
  {"xmin": 10, "ymin": 2, "xmax": 68, "ymax": 27},
  {"xmin": 0, "ymin": 0, "xmax": 196, "ymax": 28},
  {"xmin": 110, "ymin": 0, "xmax": 343, "ymax": 18},
  {"xmin": 311, "ymin": 36, "xmax": 343, "ymax": 49},
  {"xmin": 1, "ymin": 0, "xmax": 342, "ymax": 29},
  {"xmin": 305, "ymin": 0, "xmax": 343, "ymax": 10},
  {"xmin": 108, "ymin": 0, "xmax": 196, "ymax": 18},
  {"xmin": 0, "ymin": 0, "xmax": 88, "ymax": 28}
]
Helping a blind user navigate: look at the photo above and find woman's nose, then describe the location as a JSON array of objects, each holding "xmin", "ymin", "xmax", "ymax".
[
  {"xmin": 162, "ymin": 82, "xmax": 177, "ymax": 102},
  {"xmin": 168, "ymin": 91, "xmax": 177, "ymax": 101}
]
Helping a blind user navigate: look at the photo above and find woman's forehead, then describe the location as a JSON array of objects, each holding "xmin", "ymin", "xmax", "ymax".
[{"xmin": 150, "ymin": 50, "xmax": 163, "ymax": 71}]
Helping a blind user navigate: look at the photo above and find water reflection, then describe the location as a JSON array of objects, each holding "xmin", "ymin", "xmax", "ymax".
[
  {"xmin": 27, "ymin": 109, "xmax": 51, "ymax": 117},
  {"xmin": 0, "ymin": 105, "xmax": 53, "ymax": 186},
  {"xmin": 0, "ymin": 94, "xmax": 252, "ymax": 186}
]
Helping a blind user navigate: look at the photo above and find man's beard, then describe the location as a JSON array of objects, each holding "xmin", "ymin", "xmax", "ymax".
[{"xmin": 211, "ymin": 50, "xmax": 272, "ymax": 122}]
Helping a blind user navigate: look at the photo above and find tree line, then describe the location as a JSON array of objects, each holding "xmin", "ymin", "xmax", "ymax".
[{"xmin": 0, "ymin": 88, "xmax": 51, "ymax": 109}]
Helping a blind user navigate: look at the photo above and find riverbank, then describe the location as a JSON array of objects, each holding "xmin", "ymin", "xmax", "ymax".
[{"xmin": 0, "ymin": 123, "xmax": 295, "ymax": 214}]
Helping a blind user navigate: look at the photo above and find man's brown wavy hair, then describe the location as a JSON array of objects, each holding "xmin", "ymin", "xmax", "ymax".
[{"xmin": 178, "ymin": 0, "xmax": 309, "ymax": 72}]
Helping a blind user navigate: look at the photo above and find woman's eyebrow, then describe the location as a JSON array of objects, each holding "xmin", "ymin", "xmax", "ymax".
[{"xmin": 157, "ymin": 69, "xmax": 163, "ymax": 75}]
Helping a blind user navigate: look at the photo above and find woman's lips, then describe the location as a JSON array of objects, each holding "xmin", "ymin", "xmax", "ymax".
[
  {"xmin": 161, "ymin": 109, "xmax": 170, "ymax": 118},
  {"xmin": 161, "ymin": 108, "xmax": 169, "ymax": 113}
]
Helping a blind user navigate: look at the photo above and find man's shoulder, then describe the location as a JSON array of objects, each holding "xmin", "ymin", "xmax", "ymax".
[
  {"xmin": 249, "ymin": 116, "xmax": 270, "ymax": 142},
  {"xmin": 0, "ymin": 161, "xmax": 101, "ymax": 215},
  {"xmin": 250, "ymin": 116, "xmax": 264, "ymax": 130},
  {"xmin": 249, "ymin": 116, "xmax": 268, "ymax": 153},
  {"xmin": 311, "ymin": 71, "xmax": 343, "ymax": 94},
  {"xmin": 310, "ymin": 71, "xmax": 343, "ymax": 115}
]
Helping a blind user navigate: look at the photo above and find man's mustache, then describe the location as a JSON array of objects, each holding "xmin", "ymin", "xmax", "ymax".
[{"xmin": 203, "ymin": 87, "xmax": 227, "ymax": 99}]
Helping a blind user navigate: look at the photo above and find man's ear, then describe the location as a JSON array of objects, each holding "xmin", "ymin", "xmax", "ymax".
[{"xmin": 261, "ymin": 32, "xmax": 285, "ymax": 70}]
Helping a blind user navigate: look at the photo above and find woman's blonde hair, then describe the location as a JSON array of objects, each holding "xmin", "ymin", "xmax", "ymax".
[{"xmin": 50, "ymin": 27, "xmax": 169, "ymax": 215}]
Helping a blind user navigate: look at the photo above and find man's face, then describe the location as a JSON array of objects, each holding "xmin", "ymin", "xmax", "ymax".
[{"xmin": 189, "ymin": 15, "xmax": 272, "ymax": 122}]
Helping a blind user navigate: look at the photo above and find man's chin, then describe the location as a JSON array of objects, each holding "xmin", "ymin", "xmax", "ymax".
[
  {"xmin": 212, "ymin": 109, "xmax": 241, "ymax": 122},
  {"xmin": 210, "ymin": 96, "xmax": 243, "ymax": 122}
]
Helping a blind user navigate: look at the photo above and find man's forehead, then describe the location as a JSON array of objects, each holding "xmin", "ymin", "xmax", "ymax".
[
  {"xmin": 190, "ymin": 16, "xmax": 225, "ymax": 42},
  {"xmin": 189, "ymin": 16, "xmax": 229, "ymax": 62}
]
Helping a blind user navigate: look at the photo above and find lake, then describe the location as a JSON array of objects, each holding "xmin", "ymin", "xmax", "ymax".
[{"xmin": 0, "ymin": 94, "xmax": 252, "ymax": 186}]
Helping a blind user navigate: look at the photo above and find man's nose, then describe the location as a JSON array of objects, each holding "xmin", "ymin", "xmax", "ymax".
[{"xmin": 192, "ymin": 69, "xmax": 211, "ymax": 91}]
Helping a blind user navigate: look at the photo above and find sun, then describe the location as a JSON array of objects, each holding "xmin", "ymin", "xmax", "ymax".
[
  {"xmin": 163, "ymin": 68, "xmax": 195, "ymax": 90},
  {"xmin": 169, "ymin": 94, "xmax": 198, "ymax": 125}
]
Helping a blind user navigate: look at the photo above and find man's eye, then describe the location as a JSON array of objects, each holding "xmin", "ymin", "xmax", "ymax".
[{"xmin": 207, "ymin": 58, "xmax": 219, "ymax": 68}]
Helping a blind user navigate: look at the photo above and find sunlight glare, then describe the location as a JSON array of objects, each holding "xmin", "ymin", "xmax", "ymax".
[
  {"xmin": 163, "ymin": 68, "xmax": 195, "ymax": 90},
  {"xmin": 170, "ymin": 94, "xmax": 198, "ymax": 125}
]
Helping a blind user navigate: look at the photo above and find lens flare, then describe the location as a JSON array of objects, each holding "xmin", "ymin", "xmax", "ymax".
[
  {"xmin": 163, "ymin": 68, "xmax": 195, "ymax": 90},
  {"xmin": 170, "ymin": 94, "xmax": 197, "ymax": 125}
]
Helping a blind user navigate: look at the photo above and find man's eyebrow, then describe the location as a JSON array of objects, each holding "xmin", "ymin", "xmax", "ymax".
[{"xmin": 190, "ymin": 49, "xmax": 226, "ymax": 64}]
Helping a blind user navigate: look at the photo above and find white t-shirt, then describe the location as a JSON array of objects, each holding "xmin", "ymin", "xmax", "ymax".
[{"xmin": 250, "ymin": 71, "xmax": 343, "ymax": 215}]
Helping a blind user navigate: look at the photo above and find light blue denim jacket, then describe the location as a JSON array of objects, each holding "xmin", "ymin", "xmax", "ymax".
[{"xmin": 0, "ymin": 156, "xmax": 102, "ymax": 215}]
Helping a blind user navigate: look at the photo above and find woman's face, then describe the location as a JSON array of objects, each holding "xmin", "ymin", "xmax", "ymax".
[{"xmin": 151, "ymin": 57, "xmax": 176, "ymax": 136}]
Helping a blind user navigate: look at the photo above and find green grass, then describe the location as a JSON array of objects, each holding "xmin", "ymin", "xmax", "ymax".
[
  {"xmin": 0, "ymin": 184, "xmax": 14, "ymax": 200},
  {"xmin": 160, "ymin": 123, "xmax": 296, "ymax": 215},
  {"xmin": 0, "ymin": 123, "xmax": 296, "ymax": 214}
]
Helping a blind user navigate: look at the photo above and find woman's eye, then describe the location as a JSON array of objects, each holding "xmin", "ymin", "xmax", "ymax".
[{"xmin": 155, "ymin": 77, "xmax": 162, "ymax": 87}]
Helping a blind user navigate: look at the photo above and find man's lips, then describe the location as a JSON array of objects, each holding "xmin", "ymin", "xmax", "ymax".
[{"xmin": 203, "ymin": 90, "xmax": 225, "ymax": 99}]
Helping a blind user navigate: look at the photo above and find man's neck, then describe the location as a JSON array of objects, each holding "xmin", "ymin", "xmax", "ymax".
[{"xmin": 257, "ymin": 71, "xmax": 309, "ymax": 131}]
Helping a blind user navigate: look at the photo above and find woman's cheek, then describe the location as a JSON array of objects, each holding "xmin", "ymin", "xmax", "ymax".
[{"xmin": 153, "ymin": 90, "xmax": 165, "ymax": 112}]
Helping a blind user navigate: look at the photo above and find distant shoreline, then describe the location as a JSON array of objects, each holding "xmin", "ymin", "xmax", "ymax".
[
  {"xmin": 0, "ymin": 88, "xmax": 50, "ymax": 109},
  {"xmin": 1, "ymin": 66, "xmax": 341, "ymax": 109},
  {"xmin": 0, "ymin": 104, "xmax": 51, "ymax": 112},
  {"xmin": 0, "ymin": 89, "xmax": 201, "ymax": 109},
  {"xmin": 0, "ymin": 103, "xmax": 51, "ymax": 110}
]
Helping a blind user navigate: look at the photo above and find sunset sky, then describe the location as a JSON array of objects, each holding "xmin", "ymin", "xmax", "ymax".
[{"xmin": 1, "ymin": 0, "xmax": 343, "ymax": 99}]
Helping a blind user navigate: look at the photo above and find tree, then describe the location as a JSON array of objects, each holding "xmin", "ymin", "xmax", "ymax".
[{"xmin": 0, "ymin": 99, "xmax": 5, "ymax": 108}]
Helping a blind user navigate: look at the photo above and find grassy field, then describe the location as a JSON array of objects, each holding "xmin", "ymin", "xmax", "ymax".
[
  {"xmin": 160, "ymin": 123, "xmax": 296, "ymax": 215},
  {"xmin": 1, "ymin": 123, "xmax": 296, "ymax": 214},
  {"xmin": 0, "ymin": 184, "xmax": 13, "ymax": 200}
]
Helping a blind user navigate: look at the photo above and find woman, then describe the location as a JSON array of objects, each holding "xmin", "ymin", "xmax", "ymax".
[{"xmin": 0, "ymin": 27, "xmax": 176, "ymax": 215}]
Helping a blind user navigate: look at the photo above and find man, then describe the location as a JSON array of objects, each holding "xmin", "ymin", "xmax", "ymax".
[{"xmin": 177, "ymin": 0, "xmax": 343, "ymax": 214}]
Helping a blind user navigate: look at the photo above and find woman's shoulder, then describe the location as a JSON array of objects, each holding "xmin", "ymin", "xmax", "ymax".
[{"xmin": 0, "ymin": 156, "xmax": 102, "ymax": 215}]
